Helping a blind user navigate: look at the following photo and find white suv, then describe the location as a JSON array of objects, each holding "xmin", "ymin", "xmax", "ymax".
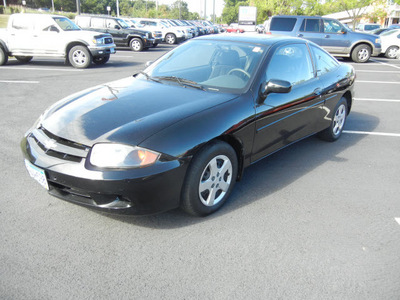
[
  {"xmin": 0, "ymin": 14, "xmax": 116, "ymax": 68},
  {"xmin": 135, "ymin": 18, "xmax": 186, "ymax": 44}
]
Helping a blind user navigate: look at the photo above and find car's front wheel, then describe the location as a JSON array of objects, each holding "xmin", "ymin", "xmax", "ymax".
[
  {"xmin": 130, "ymin": 38, "xmax": 143, "ymax": 52},
  {"xmin": 318, "ymin": 97, "xmax": 348, "ymax": 142},
  {"xmin": 351, "ymin": 44, "xmax": 371, "ymax": 63},
  {"xmin": 385, "ymin": 46, "xmax": 399, "ymax": 59},
  {"xmin": 15, "ymin": 56, "xmax": 33, "ymax": 63},
  {"xmin": 68, "ymin": 46, "xmax": 92, "ymax": 69},
  {"xmin": 181, "ymin": 141, "xmax": 238, "ymax": 217},
  {"xmin": 0, "ymin": 47, "xmax": 8, "ymax": 66},
  {"xmin": 165, "ymin": 33, "xmax": 176, "ymax": 44},
  {"xmin": 93, "ymin": 55, "xmax": 110, "ymax": 65}
]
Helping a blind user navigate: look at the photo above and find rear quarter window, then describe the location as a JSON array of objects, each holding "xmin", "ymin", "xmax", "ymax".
[{"xmin": 270, "ymin": 17, "xmax": 297, "ymax": 32}]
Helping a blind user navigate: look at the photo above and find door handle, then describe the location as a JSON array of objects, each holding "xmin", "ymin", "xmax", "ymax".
[
  {"xmin": 325, "ymin": 35, "xmax": 330, "ymax": 38},
  {"xmin": 297, "ymin": 33, "xmax": 303, "ymax": 37}
]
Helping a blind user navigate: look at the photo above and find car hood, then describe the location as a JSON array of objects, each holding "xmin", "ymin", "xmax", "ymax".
[{"xmin": 41, "ymin": 77, "xmax": 237, "ymax": 147}]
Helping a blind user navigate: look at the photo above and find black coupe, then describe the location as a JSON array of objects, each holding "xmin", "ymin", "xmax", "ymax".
[{"xmin": 21, "ymin": 35, "xmax": 355, "ymax": 216}]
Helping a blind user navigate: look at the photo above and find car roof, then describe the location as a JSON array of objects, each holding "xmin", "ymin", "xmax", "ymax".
[{"xmin": 195, "ymin": 34, "xmax": 308, "ymax": 47}]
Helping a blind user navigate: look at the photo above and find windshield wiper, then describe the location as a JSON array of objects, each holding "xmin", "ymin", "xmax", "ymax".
[
  {"xmin": 155, "ymin": 76, "xmax": 206, "ymax": 91},
  {"xmin": 135, "ymin": 71, "xmax": 161, "ymax": 83}
]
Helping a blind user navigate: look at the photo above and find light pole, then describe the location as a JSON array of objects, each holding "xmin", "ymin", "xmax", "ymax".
[{"xmin": 3, "ymin": 0, "xmax": 6, "ymax": 9}]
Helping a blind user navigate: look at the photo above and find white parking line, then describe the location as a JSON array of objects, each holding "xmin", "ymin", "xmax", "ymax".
[
  {"xmin": 0, "ymin": 66, "xmax": 82, "ymax": 72},
  {"xmin": 356, "ymin": 70, "xmax": 400, "ymax": 73},
  {"xmin": 0, "ymin": 80, "xmax": 39, "ymax": 83},
  {"xmin": 354, "ymin": 98, "xmax": 400, "ymax": 102},
  {"xmin": 370, "ymin": 59, "xmax": 400, "ymax": 70},
  {"xmin": 395, "ymin": 218, "xmax": 400, "ymax": 225},
  {"xmin": 357, "ymin": 80, "xmax": 400, "ymax": 84},
  {"xmin": 344, "ymin": 130, "xmax": 400, "ymax": 137}
]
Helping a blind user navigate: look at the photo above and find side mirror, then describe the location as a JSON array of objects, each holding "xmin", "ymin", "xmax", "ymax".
[
  {"xmin": 261, "ymin": 79, "xmax": 292, "ymax": 96},
  {"xmin": 341, "ymin": 28, "xmax": 347, "ymax": 34},
  {"xmin": 114, "ymin": 25, "xmax": 121, "ymax": 30}
]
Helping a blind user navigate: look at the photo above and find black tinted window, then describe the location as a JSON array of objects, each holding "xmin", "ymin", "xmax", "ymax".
[
  {"xmin": 311, "ymin": 45, "xmax": 339, "ymax": 75},
  {"xmin": 266, "ymin": 44, "xmax": 314, "ymax": 85},
  {"xmin": 300, "ymin": 19, "xmax": 321, "ymax": 32},
  {"xmin": 270, "ymin": 17, "xmax": 297, "ymax": 32}
]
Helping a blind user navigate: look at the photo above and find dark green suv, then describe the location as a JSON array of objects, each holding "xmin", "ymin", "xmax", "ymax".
[{"xmin": 267, "ymin": 15, "xmax": 382, "ymax": 63}]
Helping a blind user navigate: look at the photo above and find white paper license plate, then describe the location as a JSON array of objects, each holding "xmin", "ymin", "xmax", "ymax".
[{"xmin": 25, "ymin": 160, "xmax": 49, "ymax": 190}]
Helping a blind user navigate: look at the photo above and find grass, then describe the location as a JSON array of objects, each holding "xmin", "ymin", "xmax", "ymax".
[{"xmin": 0, "ymin": 15, "xmax": 9, "ymax": 28}]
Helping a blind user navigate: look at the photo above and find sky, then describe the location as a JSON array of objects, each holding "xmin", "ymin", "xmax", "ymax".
[{"xmin": 157, "ymin": 0, "xmax": 225, "ymax": 18}]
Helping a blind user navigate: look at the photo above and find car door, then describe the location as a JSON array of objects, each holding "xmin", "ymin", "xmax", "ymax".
[
  {"xmin": 296, "ymin": 18, "xmax": 323, "ymax": 45},
  {"xmin": 320, "ymin": 18, "xmax": 351, "ymax": 55},
  {"xmin": 8, "ymin": 15, "xmax": 35, "ymax": 53},
  {"xmin": 105, "ymin": 19, "xmax": 125, "ymax": 46},
  {"xmin": 32, "ymin": 16, "xmax": 63, "ymax": 55},
  {"xmin": 252, "ymin": 43, "xmax": 327, "ymax": 163}
]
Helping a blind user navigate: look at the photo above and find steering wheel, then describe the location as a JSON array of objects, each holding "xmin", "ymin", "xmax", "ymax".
[
  {"xmin": 228, "ymin": 68, "xmax": 251, "ymax": 79},
  {"xmin": 65, "ymin": 25, "xmax": 72, "ymax": 29}
]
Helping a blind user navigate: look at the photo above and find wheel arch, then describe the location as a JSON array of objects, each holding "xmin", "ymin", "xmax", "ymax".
[
  {"xmin": 65, "ymin": 41, "xmax": 89, "ymax": 57},
  {"xmin": 350, "ymin": 41, "xmax": 373, "ymax": 55},
  {"xmin": 342, "ymin": 91, "xmax": 353, "ymax": 114},
  {"xmin": 0, "ymin": 40, "xmax": 9, "ymax": 54}
]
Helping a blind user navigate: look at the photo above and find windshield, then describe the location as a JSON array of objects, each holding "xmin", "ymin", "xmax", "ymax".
[
  {"xmin": 53, "ymin": 17, "xmax": 80, "ymax": 31},
  {"xmin": 116, "ymin": 19, "xmax": 131, "ymax": 29},
  {"xmin": 381, "ymin": 29, "xmax": 400, "ymax": 36},
  {"xmin": 141, "ymin": 39, "xmax": 267, "ymax": 93}
]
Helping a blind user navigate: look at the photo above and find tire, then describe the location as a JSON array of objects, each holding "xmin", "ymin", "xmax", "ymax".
[
  {"xmin": 318, "ymin": 97, "xmax": 348, "ymax": 142},
  {"xmin": 0, "ymin": 47, "xmax": 8, "ymax": 66},
  {"xmin": 165, "ymin": 33, "xmax": 176, "ymax": 45},
  {"xmin": 385, "ymin": 46, "xmax": 399, "ymax": 59},
  {"xmin": 129, "ymin": 38, "xmax": 143, "ymax": 52},
  {"xmin": 181, "ymin": 141, "xmax": 238, "ymax": 217},
  {"xmin": 93, "ymin": 55, "xmax": 110, "ymax": 65},
  {"xmin": 68, "ymin": 45, "xmax": 91, "ymax": 69},
  {"xmin": 15, "ymin": 56, "xmax": 33, "ymax": 63},
  {"xmin": 351, "ymin": 44, "xmax": 371, "ymax": 63}
]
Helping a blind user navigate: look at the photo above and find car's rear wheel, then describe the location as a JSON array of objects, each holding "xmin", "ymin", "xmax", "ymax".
[
  {"xmin": 15, "ymin": 56, "xmax": 33, "ymax": 63},
  {"xmin": 385, "ymin": 46, "xmax": 399, "ymax": 59},
  {"xmin": 69, "ymin": 45, "xmax": 92, "ymax": 69},
  {"xmin": 0, "ymin": 47, "xmax": 8, "ymax": 66},
  {"xmin": 181, "ymin": 141, "xmax": 238, "ymax": 217},
  {"xmin": 165, "ymin": 33, "xmax": 176, "ymax": 44},
  {"xmin": 130, "ymin": 38, "xmax": 143, "ymax": 52},
  {"xmin": 93, "ymin": 55, "xmax": 110, "ymax": 65},
  {"xmin": 351, "ymin": 44, "xmax": 371, "ymax": 63},
  {"xmin": 318, "ymin": 97, "xmax": 348, "ymax": 142}
]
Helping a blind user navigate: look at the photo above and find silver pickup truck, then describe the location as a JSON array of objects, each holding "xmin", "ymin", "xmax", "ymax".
[{"xmin": 0, "ymin": 14, "xmax": 116, "ymax": 68}]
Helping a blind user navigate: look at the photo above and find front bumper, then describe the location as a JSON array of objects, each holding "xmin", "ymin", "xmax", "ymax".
[
  {"xmin": 21, "ymin": 130, "xmax": 188, "ymax": 215},
  {"xmin": 88, "ymin": 44, "xmax": 116, "ymax": 57},
  {"xmin": 372, "ymin": 46, "xmax": 382, "ymax": 57}
]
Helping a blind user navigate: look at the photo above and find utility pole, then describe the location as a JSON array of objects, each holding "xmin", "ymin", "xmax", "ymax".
[
  {"xmin": 116, "ymin": 0, "xmax": 120, "ymax": 17},
  {"xmin": 76, "ymin": 0, "xmax": 80, "ymax": 14},
  {"xmin": 213, "ymin": 0, "xmax": 215, "ymax": 23},
  {"xmin": 204, "ymin": 0, "xmax": 206, "ymax": 20},
  {"xmin": 3, "ymin": 0, "xmax": 6, "ymax": 9}
]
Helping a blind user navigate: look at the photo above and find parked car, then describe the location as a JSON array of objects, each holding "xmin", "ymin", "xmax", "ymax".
[
  {"xmin": 136, "ymin": 18, "xmax": 187, "ymax": 44},
  {"xmin": 256, "ymin": 24, "xmax": 265, "ymax": 33},
  {"xmin": 122, "ymin": 18, "xmax": 162, "ymax": 47},
  {"xmin": 370, "ymin": 28, "xmax": 391, "ymax": 35},
  {"xmin": 21, "ymin": 35, "xmax": 355, "ymax": 216},
  {"xmin": 267, "ymin": 15, "xmax": 381, "ymax": 63},
  {"xmin": 355, "ymin": 23, "xmax": 381, "ymax": 32},
  {"xmin": 379, "ymin": 29, "xmax": 400, "ymax": 58},
  {"xmin": 74, "ymin": 15, "xmax": 154, "ymax": 51},
  {"xmin": 388, "ymin": 24, "xmax": 400, "ymax": 29},
  {"xmin": 226, "ymin": 23, "xmax": 244, "ymax": 33},
  {"xmin": 0, "ymin": 14, "xmax": 116, "ymax": 68}
]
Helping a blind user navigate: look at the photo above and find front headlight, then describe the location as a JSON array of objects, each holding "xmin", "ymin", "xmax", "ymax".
[
  {"xmin": 93, "ymin": 38, "xmax": 104, "ymax": 45},
  {"xmin": 90, "ymin": 144, "xmax": 160, "ymax": 168}
]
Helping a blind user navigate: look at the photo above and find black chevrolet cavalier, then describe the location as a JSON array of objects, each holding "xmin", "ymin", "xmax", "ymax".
[{"xmin": 21, "ymin": 35, "xmax": 355, "ymax": 216}]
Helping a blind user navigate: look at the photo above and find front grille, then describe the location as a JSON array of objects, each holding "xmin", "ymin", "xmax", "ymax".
[
  {"xmin": 28, "ymin": 127, "xmax": 89, "ymax": 163},
  {"xmin": 105, "ymin": 37, "xmax": 113, "ymax": 44}
]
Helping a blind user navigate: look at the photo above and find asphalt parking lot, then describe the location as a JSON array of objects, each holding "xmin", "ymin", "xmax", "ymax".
[{"xmin": 1, "ymin": 45, "xmax": 400, "ymax": 299}]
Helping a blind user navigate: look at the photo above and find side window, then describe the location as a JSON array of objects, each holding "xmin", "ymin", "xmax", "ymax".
[
  {"xmin": 76, "ymin": 17, "xmax": 90, "ymax": 28},
  {"xmin": 323, "ymin": 19, "xmax": 344, "ymax": 34},
  {"xmin": 311, "ymin": 45, "xmax": 339, "ymax": 75},
  {"xmin": 266, "ymin": 44, "xmax": 314, "ymax": 86},
  {"xmin": 12, "ymin": 16, "xmax": 32, "ymax": 30},
  {"xmin": 300, "ymin": 19, "xmax": 321, "ymax": 32},
  {"xmin": 106, "ymin": 20, "xmax": 119, "ymax": 29},
  {"xmin": 270, "ymin": 17, "xmax": 297, "ymax": 32},
  {"xmin": 91, "ymin": 18, "xmax": 105, "ymax": 28}
]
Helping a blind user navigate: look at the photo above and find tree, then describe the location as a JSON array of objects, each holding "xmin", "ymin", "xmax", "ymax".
[{"xmin": 335, "ymin": 0, "xmax": 374, "ymax": 29}]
